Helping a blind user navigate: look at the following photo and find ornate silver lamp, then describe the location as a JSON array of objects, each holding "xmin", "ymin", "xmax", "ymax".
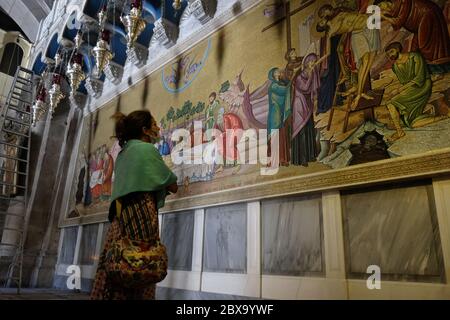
[
  {"xmin": 74, "ymin": 30, "xmax": 83, "ymax": 50},
  {"xmin": 92, "ymin": 30, "xmax": 113, "ymax": 77},
  {"xmin": 98, "ymin": 4, "xmax": 108, "ymax": 29},
  {"xmin": 121, "ymin": 0, "xmax": 147, "ymax": 50},
  {"xmin": 48, "ymin": 74, "xmax": 65, "ymax": 114},
  {"xmin": 172, "ymin": 0, "xmax": 182, "ymax": 10},
  {"xmin": 66, "ymin": 53, "xmax": 86, "ymax": 95},
  {"xmin": 54, "ymin": 52, "xmax": 62, "ymax": 66},
  {"xmin": 32, "ymin": 87, "xmax": 48, "ymax": 125}
]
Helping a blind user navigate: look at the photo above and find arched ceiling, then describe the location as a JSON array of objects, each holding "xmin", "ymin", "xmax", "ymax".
[
  {"xmin": 0, "ymin": 7, "xmax": 29, "ymax": 40},
  {"xmin": 0, "ymin": 0, "xmax": 54, "ymax": 42}
]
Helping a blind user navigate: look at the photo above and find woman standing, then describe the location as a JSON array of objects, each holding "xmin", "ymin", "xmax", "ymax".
[
  {"xmin": 291, "ymin": 53, "xmax": 320, "ymax": 166},
  {"xmin": 91, "ymin": 110, "xmax": 178, "ymax": 300}
]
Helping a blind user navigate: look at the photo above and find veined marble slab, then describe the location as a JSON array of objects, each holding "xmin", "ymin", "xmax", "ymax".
[
  {"xmin": 59, "ymin": 226, "xmax": 78, "ymax": 265},
  {"xmin": 79, "ymin": 224, "xmax": 98, "ymax": 266},
  {"xmin": 203, "ymin": 203, "xmax": 247, "ymax": 273},
  {"xmin": 262, "ymin": 196, "xmax": 324, "ymax": 276},
  {"xmin": 162, "ymin": 211, "xmax": 195, "ymax": 271},
  {"xmin": 342, "ymin": 182, "xmax": 444, "ymax": 282}
]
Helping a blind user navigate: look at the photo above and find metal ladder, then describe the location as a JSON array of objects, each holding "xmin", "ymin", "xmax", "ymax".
[{"xmin": 0, "ymin": 66, "xmax": 34, "ymax": 293}]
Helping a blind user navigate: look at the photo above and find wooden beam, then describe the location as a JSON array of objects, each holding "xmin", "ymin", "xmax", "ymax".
[
  {"xmin": 262, "ymin": 0, "xmax": 316, "ymax": 33},
  {"xmin": 286, "ymin": 1, "xmax": 292, "ymax": 51}
]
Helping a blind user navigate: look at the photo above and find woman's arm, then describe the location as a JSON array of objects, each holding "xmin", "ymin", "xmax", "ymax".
[{"xmin": 140, "ymin": 142, "xmax": 178, "ymax": 189}]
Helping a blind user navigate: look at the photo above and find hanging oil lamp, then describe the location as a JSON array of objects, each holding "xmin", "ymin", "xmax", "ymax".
[
  {"xmin": 74, "ymin": 30, "xmax": 83, "ymax": 50},
  {"xmin": 32, "ymin": 87, "xmax": 47, "ymax": 125},
  {"xmin": 66, "ymin": 53, "xmax": 85, "ymax": 95},
  {"xmin": 98, "ymin": 4, "xmax": 108, "ymax": 29},
  {"xmin": 92, "ymin": 29, "xmax": 113, "ymax": 77},
  {"xmin": 172, "ymin": 0, "xmax": 182, "ymax": 10},
  {"xmin": 120, "ymin": 0, "xmax": 146, "ymax": 49},
  {"xmin": 54, "ymin": 52, "xmax": 62, "ymax": 66},
  {"xmin": 40, "ymin": 68, "xmax": 49, "ymax": 87},
  {"xmin": 48, "ymin": 74, "xmax": 65, "ymax": 114}
]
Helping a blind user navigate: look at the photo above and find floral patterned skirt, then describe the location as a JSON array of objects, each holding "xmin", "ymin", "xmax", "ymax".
[{"xmin": 90, "ymin": 192, "xmax": 159, "ymax": 300}]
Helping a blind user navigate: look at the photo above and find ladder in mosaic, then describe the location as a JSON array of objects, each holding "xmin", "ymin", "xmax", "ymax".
[{"xmin": 0, "ymin": 66, "xmax": 34, "ymax": 294}]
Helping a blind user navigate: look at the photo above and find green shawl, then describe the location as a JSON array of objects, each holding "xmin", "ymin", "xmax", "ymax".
[{"xmin": 110, "ymin": 139, "xmax": 178, "ymax": 209}]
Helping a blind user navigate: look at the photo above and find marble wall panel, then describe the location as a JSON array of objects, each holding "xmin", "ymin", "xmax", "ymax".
[
  {"xmin": 342, "ymin": 182, "xmax": 445, "ymax": 282},
  {"xmin": 203, "ymin": 203, "xmax": 247, "ymax": 273},
  {"xmin": 58, "ymin": 226, "xmax": 78, "ymax": 264},
  {"xmin": 161, "ymin": 211, "xmax": 195, "ymax": 271},
  {"xmin": 79, "ymin": 224, "xmax": 99, "ymax": 266},
  {"xmin": 262, "ymin": 195, "xmax": 324, "ymax": 276}
]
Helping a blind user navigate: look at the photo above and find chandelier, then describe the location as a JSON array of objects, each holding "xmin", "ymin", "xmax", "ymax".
[
  {"xmin": 48, "ymin": 74, "xmax": 65, "ymax": 114},
  {"xmin": 121, "ymin": 0, "xmax": 146, "ymax": 50},
  {"xmin": 66, "ymin": 53, "xmax": 85, "ymax": 95},
  {"xmin": 32, "ymin": 87, "xmax": 47, "ymax": 125},
  {"xmin": 92, "ymin": 30, "xmax": 113, "ymax": 78}
]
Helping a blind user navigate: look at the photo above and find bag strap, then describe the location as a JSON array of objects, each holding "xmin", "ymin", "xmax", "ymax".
[{"xmin": 116, "ymin": 199, "xmax": 123, "ymax": 219}]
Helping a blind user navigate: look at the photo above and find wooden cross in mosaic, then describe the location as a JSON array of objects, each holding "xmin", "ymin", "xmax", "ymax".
[{"xmin": 262, "ymin": 0, "xmax": 316, "ymax": 51}]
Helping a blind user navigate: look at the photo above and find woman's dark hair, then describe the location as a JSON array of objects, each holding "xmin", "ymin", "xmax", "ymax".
[
  {"xmin": 112, "ymin": 110, "xmax": 154, "ymax": 147},
  {"xmin": 384, "ymin": 41, "xmax": 403, "ymax": 53}
]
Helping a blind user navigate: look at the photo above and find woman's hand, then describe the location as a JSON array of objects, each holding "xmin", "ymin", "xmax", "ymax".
[{"xmin": 167, "ymin": 183, "xmax": 178, "ymax": 194}]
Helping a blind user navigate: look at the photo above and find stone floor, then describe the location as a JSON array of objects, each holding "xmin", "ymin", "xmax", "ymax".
[
  {"xmin": 0, "ymin": 288, "xmax": 90, "ymax": 300},
  {"xmin": 0, "ymin": 287, "xmax": 256, "ymax": 300}
]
